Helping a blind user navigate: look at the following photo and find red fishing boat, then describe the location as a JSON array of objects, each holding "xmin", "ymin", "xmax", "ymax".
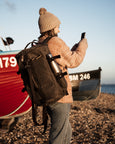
[{"xmin": 0, "ymin": 50, "xmax": 32, "ymax": 119}]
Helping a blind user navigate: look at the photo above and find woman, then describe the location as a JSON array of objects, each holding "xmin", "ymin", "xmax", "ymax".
[{"xmin": 38, "ymin": 8, "xmax": 88, "ymax": 144}]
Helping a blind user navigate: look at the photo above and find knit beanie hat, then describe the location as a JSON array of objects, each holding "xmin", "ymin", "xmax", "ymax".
[{"xmin": 38, "ymin": 8, "xmax": 61, "ymax": 33}]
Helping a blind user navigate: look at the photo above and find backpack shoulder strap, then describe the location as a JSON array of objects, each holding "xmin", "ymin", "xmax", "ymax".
[{"xmin": 42, "ymin": 36, "xmax": 53, "ymax": 45}]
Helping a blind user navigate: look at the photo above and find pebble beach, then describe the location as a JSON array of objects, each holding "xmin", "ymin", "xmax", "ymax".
[{"xmin": 0, "ymin": 93, "xmax": 115, "ymax": 144}]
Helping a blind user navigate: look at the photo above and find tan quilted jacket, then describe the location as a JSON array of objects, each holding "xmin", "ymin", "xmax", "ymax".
[{"xmin": 47, "ymin": 36, "xmax": 88, "ymax": 103}]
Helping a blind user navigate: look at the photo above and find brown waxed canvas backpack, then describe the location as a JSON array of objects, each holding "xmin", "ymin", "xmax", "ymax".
[{"xmin": 15, "ymin": 37, "xmax": 68, "ymax": 132}]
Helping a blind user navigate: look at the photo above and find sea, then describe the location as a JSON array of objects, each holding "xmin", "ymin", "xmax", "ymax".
[{"xmin": 101, "ymin": 84, "xmax": 115, "ymax": 94}]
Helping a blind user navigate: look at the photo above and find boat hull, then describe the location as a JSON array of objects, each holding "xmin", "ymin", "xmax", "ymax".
[
  {"xmin": 0, "ymin": 51, "xmax": 31, "ymax": 118},
  {"xmin": 69, "ymin": 67, "xmax": 102, "ymax": 101}
]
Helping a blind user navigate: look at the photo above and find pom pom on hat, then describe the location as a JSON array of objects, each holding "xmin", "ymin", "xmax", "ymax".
[
  {"xmin": 38, "ymin": 8, "xmax": 61, "ymax": 33},
  {"xmin": 39, "ymin": 8, "xmax": 47, "ymax": 15}
]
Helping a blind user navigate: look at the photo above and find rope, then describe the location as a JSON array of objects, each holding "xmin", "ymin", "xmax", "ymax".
[{"xmin": 0, "ymin": 95, "xmax": 31, "ymax": 119}]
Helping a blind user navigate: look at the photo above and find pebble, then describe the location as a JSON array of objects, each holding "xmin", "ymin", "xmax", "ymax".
[{"xmin": 0, "ymin": 93, "xmax": 115, "ymax": 144}]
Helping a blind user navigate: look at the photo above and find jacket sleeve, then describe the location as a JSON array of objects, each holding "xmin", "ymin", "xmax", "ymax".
[{"xmin": 48, "ymin": 37, "xmax": 88, "ymax": 68}]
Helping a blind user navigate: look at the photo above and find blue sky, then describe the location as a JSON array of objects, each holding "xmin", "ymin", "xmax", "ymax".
[{"xmin": 0, "ymin": 0, "xmax": 115, "ymax": 84}]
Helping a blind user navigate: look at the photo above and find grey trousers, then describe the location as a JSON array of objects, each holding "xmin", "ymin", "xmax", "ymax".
[{"xmin": 47, "ymin": 102, "xmax": 72, "ymax": 144}]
